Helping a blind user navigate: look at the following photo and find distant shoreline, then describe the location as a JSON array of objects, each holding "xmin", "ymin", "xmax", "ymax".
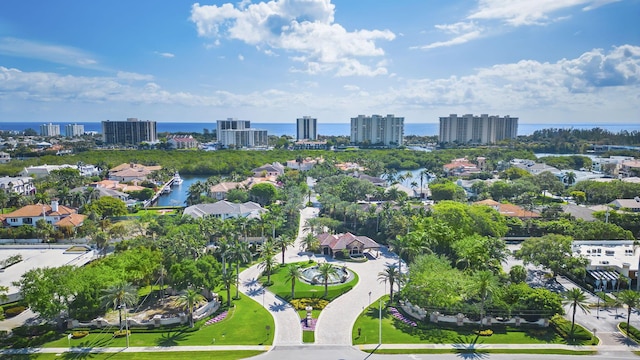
[{"xmin": 1, "ymin": 122, "xmax": 639, "ymax": 137}]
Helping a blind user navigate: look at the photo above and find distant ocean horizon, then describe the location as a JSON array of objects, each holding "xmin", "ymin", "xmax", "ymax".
[{"xmin": 1, "ymin": 122, "xmax": 639, "ymax": 137}]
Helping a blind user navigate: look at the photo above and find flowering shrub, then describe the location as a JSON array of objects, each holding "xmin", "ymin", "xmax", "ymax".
[
  {"xmin": 113, "ymin": 330, "xmax": 130, "ymax": 337},
  {"xmin": 388, "ymin": 307, "xmax": 417, "ymax": 327},
  {"xmin": 72, "ymin": 331, "xmax": 89, "ymax": 339},
  {"xmin": 291, "ymin": 298, "xmax": 329, "ymax": 310},
  {"xmin": 475, "ymin": 329, "xmax": 494, "ymax": 336},
  {"xmin": 204, "ymin": 311, "xmax": 228, "ymax": 326}
]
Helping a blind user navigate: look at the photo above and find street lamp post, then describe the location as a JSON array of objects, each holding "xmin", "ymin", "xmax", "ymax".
[
  {"xmin": 262, "ymin": 289, "xmax": 266, "ymax": 308},
  {"xmin": 123, "ymin": 305, "xmax": 130, "ymax": 348},
  {"xmin": 369, "ymin": 291, "xmax": 371, "ymax": 306},
  {"xmin": 378, "ymin": 298, "xmax": 382, "ymax": 345}
]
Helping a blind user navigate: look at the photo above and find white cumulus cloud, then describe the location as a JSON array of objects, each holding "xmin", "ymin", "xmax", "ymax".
[
  {"xmin": 0, "ymin": 45, "xmax": 637, "ymax": 122},
  {"xmin": 190, "ymin": 0, "xmax": 395, "ymax": 76},
  {"xmin": 418, "ymin": 0, "xmax": 621, "ymax": 50}
]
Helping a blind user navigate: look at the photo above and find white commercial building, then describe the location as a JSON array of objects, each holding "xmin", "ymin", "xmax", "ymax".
[
  {"xmin": 573, "ymin": 240, "xmax": 640, "ymax": 291},
  {"xmin": 40, "ymin": 123, "xmax": 61, "ymax": 137},
  {"xmin": 350, "ymin": 114, "xmax": 404, "ymax": 146},
  {"xmin": 297, "ymin": 116, "xmax": 317, "ymax": 141},
  {"xmin": 439, "ymin": 114, "xmax": 518, "ymax": 144},
  {"xmin": 216, "ymin": 118, "xmax": 268, "ymax": 148},
  {"xmin": 65, "ymin": 123, "xmax": 85, "ymax": 137}
]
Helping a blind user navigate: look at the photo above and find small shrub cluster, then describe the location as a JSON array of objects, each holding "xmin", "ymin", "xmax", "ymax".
[
  {"xmin": 0, "ymin": 254, "xmax": 23, "ymax": 270},
  {"xmin": 290, "ymin": 298, "xmax": 329, "ymax": 310},
  {"xmin": 475, "ymin": 329, "xmax": 494, "ymax": 336},
  {"xmin": 619, "ymin": 322, "xmax": 640, "ymax": 343},
  {"xmin": 113, "ymin": 330, "xmax": 130, "ymax": 338},
  {"xmin": 71, "ymin": 331, "xmax": 89, "ymax": 339},
  {"xmin": 4, "ymin": 306, "xmax": 26, "ymax": 318}
]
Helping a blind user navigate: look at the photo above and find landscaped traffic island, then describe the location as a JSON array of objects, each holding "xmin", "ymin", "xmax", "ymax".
[{"xmin": 260, "ymin": 260, "xmax": 359, "ymax": 343}]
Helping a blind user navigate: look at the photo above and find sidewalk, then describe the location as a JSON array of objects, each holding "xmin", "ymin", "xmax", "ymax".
[
  {"xmin": 1, "ymin": 345, "xmax": 270, "ymax": 355},
  {"xmin": 235, "ymin": 206, "xmax": 321, "ymax": 346}
]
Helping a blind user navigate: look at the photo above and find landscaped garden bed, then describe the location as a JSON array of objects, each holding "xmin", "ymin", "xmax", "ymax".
[{"xmin": 353, "ymin": 298, "xmax": 596, "ymax": 346}]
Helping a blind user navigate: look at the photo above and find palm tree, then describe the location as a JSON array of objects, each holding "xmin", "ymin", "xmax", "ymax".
[
  {"xmin": 83, "ymin": 187, "xmax": 100, "ymax": 204},
  {"xmin": 378, "ymin": 264, "xmax": 401, "ymax": 303},
  {"xmin": 178, "ymin": 289, "xmax": 205, "ymax": 328},
  {"xmin": 564, "ymin": 172, "xmax": 577, "ymax": 186},
  {"xmin": 273, "ymin": 235, "xmax": 294, "ymax": 265},
  {"xmin": 258, "ymin": 249, "xmax": 278, "ymax": 286},
  {"xmin": 285, "ymin": 264, "xmax": 302, "ymax": 299},
  {"xmin": 617, "ymin": 289, "xmax": 640, "ymax": 336},
  {"xmin": 220, "ymin": 270, "xmax": 235, "ymax": 307},
  {"xmin": 301, "ymin": 233, "xmax": 319, "ymax": 253},
  {"xmin": 186, "ymin": 180, "xmax": 206, "ymax": 206},
  {"xmin": 317, "ymin": 263, "xmax": 338, "ymax": 297},
  {"xmin": 563, "ymin": 288, "xmax": 590, "ymax": 337},
  {"xmin": 472, "ymin": 270, "xmax": 499, "ymax": 327},
  {"xmin": 419, "ymin": 170, "xmax": 429, "ymax": 199},
  {"xmin": 100, "ymin": 281, "xmax": 138, "ymax": 330},
  {"xmin": 388, "ymin": 234, "xmax": 410, "ymax": 273},
  {"xmin": 228, "ymin": 240, "xmax": 251, "ymax": 299},
  {"xmin": 0, "ymin": 191, "xmax": 8, "ymax": 214}
]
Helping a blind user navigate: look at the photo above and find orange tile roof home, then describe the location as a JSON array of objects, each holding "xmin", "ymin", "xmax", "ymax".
[
  {"xmin": 317, "ymin": 232, "xmax": 380, "ymax": 257},
  {"xmin": 55, "ymin": 213, "xmax": 87, "ymax": 227},
  {"xmin": 2, "ymin": 201, "xmax": 82, "ymax": 228},
  {"xmin": 474, "ymin": 199, "xmax": 540, "ymax": 218}
]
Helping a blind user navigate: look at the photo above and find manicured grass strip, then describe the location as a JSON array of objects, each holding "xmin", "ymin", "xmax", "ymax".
[
  {"xmin": 618, "ymin": 322, "xmax": 640, "ymax": 344},
  {"xmin": 353, "ymin": 297, "xmax": 582, "ymax": 345},
  {"xmin": 367, "ymin": 349, "xmax": 596, "ymax": 355},
  {"xmin": 262, "ymin": 261, "xmax": 358, "ymax": 301},
  {"xmin": 303, "ymin": 330, "xmax": 315, "ymax": 343},
  {"xmin": 1, "ymin": 351, "xmax": 265, "ymax": 360},
  {"xmin": 40, "ymin": 288, "xmax": 273, "ymax": 348}
]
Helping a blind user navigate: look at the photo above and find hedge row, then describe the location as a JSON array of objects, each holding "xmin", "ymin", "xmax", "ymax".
[
  {"xmin": 551, "ymin": 315, "xmax": 592, "ymax": 341},
  {"xmin": 618, "ymin": 322, "xmax": 640, "ymax": 343}
]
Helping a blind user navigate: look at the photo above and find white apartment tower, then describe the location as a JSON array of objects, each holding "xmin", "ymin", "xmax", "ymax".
[
  {"xmin": 296, "ymin": 116, "xmax": 317, "ymax": 141},
  {"xmin": 65, "ymin": 123, "xmax": 85, "ymax": 137},
  {"xmin": 439, "ymin": 114, "xmax": 518, "ymax": 144},
  {"xmin": 40, "ymin": 123, "xmax": 60, "ymax": 137},
  {"xmin": 350, "ymin": 114, "xmax": 404, "ymax": 146},
  {"xmin": 216, "ymin": 118, "xmax": 268, "ymax": 148}
]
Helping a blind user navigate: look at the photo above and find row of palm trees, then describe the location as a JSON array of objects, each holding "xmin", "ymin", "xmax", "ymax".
[
  {"xmin": 100, "ymin": 281, "xmax": 207, "ymax": 329},
  {"xmin": 564, "ymin": 287, "xmax": 640, "ymax": 339}
]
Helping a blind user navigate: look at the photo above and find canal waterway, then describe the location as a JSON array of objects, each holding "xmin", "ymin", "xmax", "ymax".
[
  {"xmin": 154, "ymin": 167, "xmax": 433, "ymax": 207},
  {"xmin": 155, "ymin": 175, "xmax": 208, "ymax": 207}
]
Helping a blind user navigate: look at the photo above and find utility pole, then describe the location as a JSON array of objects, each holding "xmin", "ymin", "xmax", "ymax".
[{"xmin": 378, "ymin": 298, "xmax": 382, "ymax": 345}]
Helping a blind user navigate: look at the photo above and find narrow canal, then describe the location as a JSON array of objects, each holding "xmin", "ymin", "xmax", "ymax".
[{"xmin": 155, "ymin": 175, "xmax": 208, "ymax": 207}]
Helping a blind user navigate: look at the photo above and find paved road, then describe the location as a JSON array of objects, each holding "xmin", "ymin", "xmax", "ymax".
[
  {"xmin": 237, "ymin": 206, "xmax": 324, "ymax": 345},
  {"xmin": 314, "ymin": 247, "xmax": 398, "ymax": 345}
]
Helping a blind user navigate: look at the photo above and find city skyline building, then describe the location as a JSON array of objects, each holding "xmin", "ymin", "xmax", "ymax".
[
  {"xmin": 350, "ymin": 114, "xmax": 404, "ymax": 146},
  {"xmin": 216, "ymin": 118, "xmax": 268, "ymax": 148},
  {"xmin": 64, "ymin": 123, "xmax": 85, "ymax": 138},
  {"xmin": 296, "ymin": 116, "xmax": 317, "ymax": 141},
  {"xmin": 40, "ymin": 123, "xmax": 60, "ymax": 137},
  {"xmin": 439, "ymin": 114, "xmax": 518, "ymax": 144},
  {"xmin": 101, "ymin": 118, "xmax": 157, "ymax": 145}
]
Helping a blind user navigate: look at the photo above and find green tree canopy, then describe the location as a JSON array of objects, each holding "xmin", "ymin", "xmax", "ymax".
[
  {"xmin": 82, "ymin": 196, "xmax": 128, "ymax": 219},
  {"xmin": 516, "ymin": 234, "xmax": 587, "ymax": 277}
]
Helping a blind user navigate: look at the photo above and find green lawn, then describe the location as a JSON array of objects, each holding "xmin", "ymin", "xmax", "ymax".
[
  {"xmin": 261, "ymin": 261, "xmax": 358, "ymax": 300},
  {"xmin": 1, "ymin": 351, "xmax": 265, "ymax": 360},
  {"xmin": 303, "ymin": 331, "xmax": 315, "ymax": 343},
  {"xmin": 353, "ymin": 298, "xmax": 585, "ymax": 346},
  {"xmin": 127, "ymin": 208, "xmax": 179, "ymax": 216},
  {"xmin": 368, "ymin": 349, "xmax": 597, "ymax": 355},
  {"xmin": 39, "ymin": 288, "xmax": 273, "ymax": 349}
]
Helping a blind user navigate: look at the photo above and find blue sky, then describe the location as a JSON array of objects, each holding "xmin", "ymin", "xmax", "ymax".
[{"xmin": 0, "ymin": 0, "xmax": 638, "ymax": 124}]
